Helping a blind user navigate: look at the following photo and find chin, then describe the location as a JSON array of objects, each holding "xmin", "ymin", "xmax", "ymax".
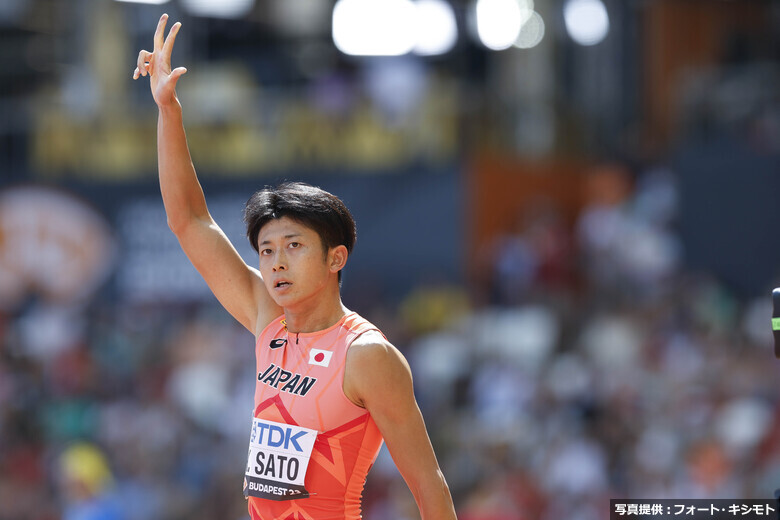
[
  {"xmin": 270, "ymin": 293, "xmax": 290, "ymax": 307},
  {"xmin": 271, "ymin": 291, "xmax": 301, "ymax": 308}
]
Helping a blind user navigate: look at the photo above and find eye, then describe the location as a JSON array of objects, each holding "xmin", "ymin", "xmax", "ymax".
[
  {"xmin": 288, "ymin": 242, "xmax": 300, "ymax": 249},
  {"xmin": 260, "ymin": 248, "xmax": 273, "ymax": 256}
]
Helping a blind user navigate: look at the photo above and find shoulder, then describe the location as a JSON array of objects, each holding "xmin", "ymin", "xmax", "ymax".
[
  {"xmin": 348, "ymin": 330, "xmax": 408, "ymax": 370},
  {"xmin": 344, "ymin": 331, "xmax": 413, "ymax": 408}
]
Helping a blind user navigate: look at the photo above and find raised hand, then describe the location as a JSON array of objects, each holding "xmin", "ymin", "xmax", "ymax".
[{"xmin": 133, "ymin": 14, "xmax": 187, "ymax": 107}]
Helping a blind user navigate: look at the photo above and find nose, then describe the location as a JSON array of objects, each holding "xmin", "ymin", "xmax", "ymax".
[{"xmin": 272, "ymin": 250, "xmax": 287, "ymax": 272}]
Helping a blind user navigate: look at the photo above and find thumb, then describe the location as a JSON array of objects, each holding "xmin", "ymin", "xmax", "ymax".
[{"xmin": 171, "ymin": 67, "xmax": 188, "ymax": 82}]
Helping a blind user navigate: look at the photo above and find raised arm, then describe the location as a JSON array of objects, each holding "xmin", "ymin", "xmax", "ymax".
[
  {"xmin": 133, "ymin": 14, "xmax": 281, "ymax": 334},
  {"xmin": 343, "ymin": 333, "xmax": 458, "ymax": 519}
]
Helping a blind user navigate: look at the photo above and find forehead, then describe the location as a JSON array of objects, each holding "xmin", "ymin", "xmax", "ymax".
[{"xmin": 257, "ymin": 216, "xmax": 318, "ymax": 243}]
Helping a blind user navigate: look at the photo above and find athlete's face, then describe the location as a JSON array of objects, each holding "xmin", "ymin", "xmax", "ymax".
[{"xmin": 256, "ymin": 217, "xmax": 344, "ymax": 308}]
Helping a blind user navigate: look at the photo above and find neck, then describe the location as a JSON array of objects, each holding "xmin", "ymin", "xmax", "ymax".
[{"xmin": 283, "ymin": 284, "xmax": 348, "ymax": 333}]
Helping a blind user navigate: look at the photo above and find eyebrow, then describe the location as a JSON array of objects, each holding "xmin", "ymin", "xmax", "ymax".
[{"xmin": 259, "ymin": 233, "xmax": 303, "ymax": 246}]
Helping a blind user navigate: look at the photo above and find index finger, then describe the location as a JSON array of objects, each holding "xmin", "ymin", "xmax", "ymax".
[
  {"xmin": 162, "ymin": 22, "xmax": 182, "ymax": 63},
  {"xmin": 154, "ymin": 13, "xmax": 168, "ymax": 51}
]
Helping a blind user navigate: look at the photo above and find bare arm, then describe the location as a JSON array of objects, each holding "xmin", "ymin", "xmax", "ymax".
[
  {"xmin": 344, "ymin": 333, "xmax": 457, "ymax": 519},
  {"xmin": 133, "ymin": 14, "xmax": 281, "ymax": 334}
]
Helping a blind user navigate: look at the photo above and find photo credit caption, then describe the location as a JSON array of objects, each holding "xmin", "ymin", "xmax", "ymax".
[{"xmin": 611, "ymin": 500, "xmax": 778, "ymax": 520}]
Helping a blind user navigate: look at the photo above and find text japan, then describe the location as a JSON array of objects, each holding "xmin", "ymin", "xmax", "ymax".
[{"xmin": 258, "ymin": 363, "xmax": 317, "ymax": 396}]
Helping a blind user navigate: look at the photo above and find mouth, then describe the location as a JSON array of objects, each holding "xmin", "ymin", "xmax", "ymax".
[{"xmin": 274, "ymin": 281, "xmax": 292, "ymax": 289}]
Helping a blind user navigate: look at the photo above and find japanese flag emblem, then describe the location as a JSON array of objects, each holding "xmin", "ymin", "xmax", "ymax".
[{"xmin": 308, "ymin": 348, "xmax": 333, "ymax": 367}]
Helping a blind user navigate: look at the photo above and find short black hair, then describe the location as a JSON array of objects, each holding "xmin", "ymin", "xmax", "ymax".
[{"xmin": 244, "ymin": 182, "xmax": 356, "ymax": 280}]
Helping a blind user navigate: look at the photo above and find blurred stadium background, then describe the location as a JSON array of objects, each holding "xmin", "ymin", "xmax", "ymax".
[{"xmin": 0, "ymin": 0, "xmax": 779, "ymax": 518}]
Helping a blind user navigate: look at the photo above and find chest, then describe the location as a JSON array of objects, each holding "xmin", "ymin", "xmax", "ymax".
[{"xmin": 254, "ymin": 329, "xmax": 362, "ymax": 432}]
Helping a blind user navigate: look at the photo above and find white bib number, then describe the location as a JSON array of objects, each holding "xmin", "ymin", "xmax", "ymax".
[{"xmin": 243, "ymin": 418, "xmax": 317, "ymax": 501}]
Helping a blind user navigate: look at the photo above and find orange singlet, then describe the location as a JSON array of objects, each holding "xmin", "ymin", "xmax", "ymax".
[{"xmin": 245, "ymin": 312, "xmax": 385, "ymax": 520}]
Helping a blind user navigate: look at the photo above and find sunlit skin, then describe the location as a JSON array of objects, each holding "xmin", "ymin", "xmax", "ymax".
[{"xmin": 256, "ymin": 217, "xmax": 349, "ymax": 333}]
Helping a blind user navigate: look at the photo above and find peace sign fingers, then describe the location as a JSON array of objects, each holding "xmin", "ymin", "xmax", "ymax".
[{"xmin": 133, "ymin": 13, "xmax": 187, "ymax": 107}]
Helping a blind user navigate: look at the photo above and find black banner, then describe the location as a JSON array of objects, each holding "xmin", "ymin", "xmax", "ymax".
[
  {"xmin": 610, "ymin": 500, "xmax": 778, "ymax": 520},
  {"xmin": 244, "ymin": 475, "xmax": 310, "ymax": 502}
]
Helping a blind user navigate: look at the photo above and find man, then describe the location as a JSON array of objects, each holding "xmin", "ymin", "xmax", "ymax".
[{"xmin": 133, "ymin": 14, "xmax": 457, "ymax": 520}]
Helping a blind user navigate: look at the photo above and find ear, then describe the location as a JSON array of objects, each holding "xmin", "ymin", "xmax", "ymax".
[{"xmin": 328, "ymin": 245, "xmax": 348, "ymax": 274}]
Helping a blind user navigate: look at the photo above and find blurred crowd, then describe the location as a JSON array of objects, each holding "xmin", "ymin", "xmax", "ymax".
[
  {"xmin": 0, "ymin": 0, "xmax": 777, "ymax": 518},
  {"xmin": 1, "ymin": 163, "xmax": 779, "ymax": 520}
]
